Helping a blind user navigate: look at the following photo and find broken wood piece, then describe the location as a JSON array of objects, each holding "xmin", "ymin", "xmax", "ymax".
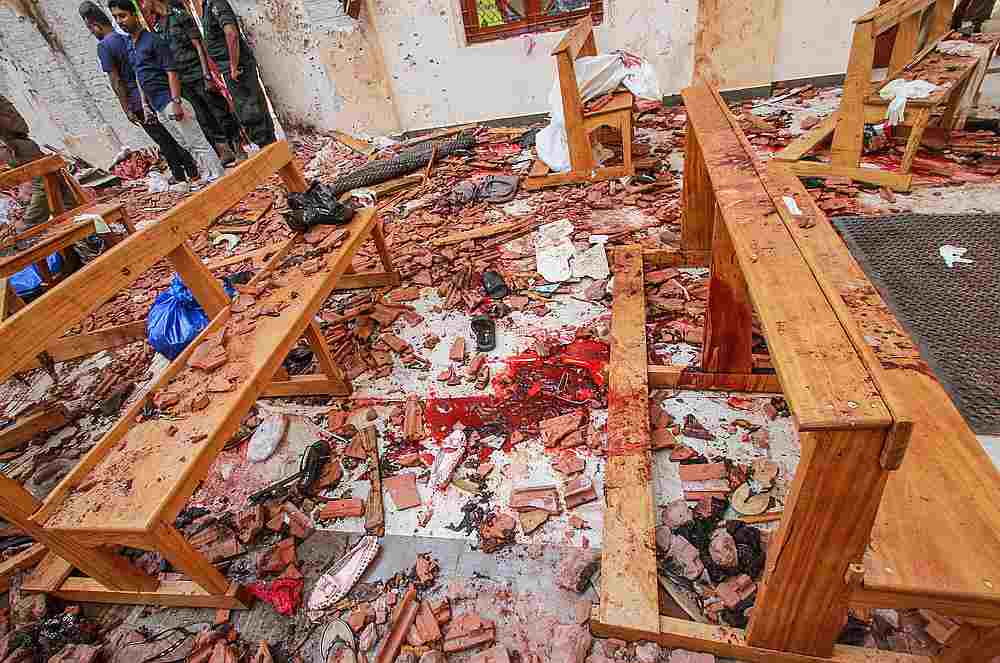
[
  {"xmin": 432, "ymin": 221, "xmax": 525, "ymax": 247},
  {"xmin": 403, "ymin": 395, "xmax": 424, "ymax": 442},
  {"xmin": 0, "ymin": 403, "xmax": 70, "ymax": 452},
  {"xmin": 408, "ymin": 600, "xmax": 443, "ymax": 646},
  {"xmin": 332, "ymin": 130, "xmax": 375, "ymax": 156},
  {"xmin": 361, "ymin": 426, "xmax": 385, "ymax": 535},
  {"xmin": 376, "ymin": 584, "xmax": 419, "ymax": 663}
]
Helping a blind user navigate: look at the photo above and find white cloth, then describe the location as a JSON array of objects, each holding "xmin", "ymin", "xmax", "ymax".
[
  {"xmin": 156, "ymin": 98, "xmax": 225, "ymax": 181},
  {"xmin": 937, "ymin": 40, "xmax": 979, "ymax": 57},
  {"xmin": 537, "ymin": 50, "xmax": 662, "ymax": 172},
  {"xmin": 879, "ymin": 79, "xmax": 938, "ymax": 126}
]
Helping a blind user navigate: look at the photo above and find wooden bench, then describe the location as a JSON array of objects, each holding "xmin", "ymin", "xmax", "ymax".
[
  {"xmin": 0, "ymin": 143, "xmax": 399, "ymax": 608},
  {"xmin": 592, "ymin": 75, "xmax": 1000, "ymax": 663},
  {"xmin": 775, "ymin": 0, "xmax": 1000, "ymax": 191},
  {"xmin": 524, "ymin": 15, "xmax": 635, "ymax": 190}
]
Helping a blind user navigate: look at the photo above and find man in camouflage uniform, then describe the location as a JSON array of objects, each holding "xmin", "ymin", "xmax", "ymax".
[
  {"xmin": 200, "ymin": 0, "xmax": 275, "ymax": 147},
  {"xmin": 147, "ymin": 0, "xmax": 246, "ymax": 164}
]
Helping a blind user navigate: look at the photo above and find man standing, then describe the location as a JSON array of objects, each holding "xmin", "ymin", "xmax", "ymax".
[
  {"xmin": 146, "ymin": 0, "xmax": 247, "ymax": 164},
  {"xmin": 201, "ymin": 0, "xmax": 276, "ymax": 147},
  {"xmin": 0, "ymin": 95, "xmax": 75, "ymax": 231},
  {"xmin": 79, "ymin": 0, "xmax": 199, "ymax": 190},
  {"xmin": 108, "ymin": 0, "xmax": 225, "ymax": 182}
]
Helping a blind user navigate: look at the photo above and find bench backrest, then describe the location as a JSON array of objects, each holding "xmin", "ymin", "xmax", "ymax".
[{"xmin": 853, "ymin": 0, "xmax": 954, "ymax": 77}]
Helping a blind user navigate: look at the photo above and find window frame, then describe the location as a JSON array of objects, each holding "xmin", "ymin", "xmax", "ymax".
[{"xmin": 459, "ymin": 0, "xmax": 603, "ymax": 45}]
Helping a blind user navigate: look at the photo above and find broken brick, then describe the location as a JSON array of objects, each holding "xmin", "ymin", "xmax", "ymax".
[
  {"xmin": 509, "ymin": 485, "xmax": 561, "ymax": 513},
  {"xmin": 407, "ymin": 600, "xmax": 443, "ymax": 646},
  {"xmin": 563, "ymin": 476, "xmax": 597, "ymax": 509},
  {"xmin": 678, "ymin": 462, "xmax": 727, "ymax": 482},
  {"xmin": 449, "ymin": 336, "xmax": 466, "ymax": 362},
  {"xmin": 384, "ymin": 473, "xmax": 421, "ymax": 510},
  {"xmin": 518, "ymin": 508, "xmax": 549, "ymax": 534},
  {"xmin": 381, "ymin": 332, "xmax": 410, "ymax": 354},
  {"xmin": 443, "ymin": 613, "xmax": 496, "ymax": 652},
  {"xmin": 320, "ymin": 499, "xmax": 365, "ymax": 519},
  {"xmin": 539, "ymin": 410, "xmax": 584, "ymax": 448},
  {"xmin": 478, "ymin": 512, "xmax": 516, "ymax": 553},
  {"xmin": 552, "ymin": 451, "xmax": 585, "ymax": 475}
]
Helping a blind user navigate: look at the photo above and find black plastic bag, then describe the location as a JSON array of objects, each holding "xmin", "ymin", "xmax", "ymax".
[{"xmin": 285, "ymin": 182, "xmax": 356, "ymax": 232}]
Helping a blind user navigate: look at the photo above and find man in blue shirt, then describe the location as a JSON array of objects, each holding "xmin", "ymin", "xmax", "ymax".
[
  {"xmin": 108, "ymin": 0, "xmax": 225, "ymax": 183},
  {"xmin": 79, "ymin": 1, "xmax": 198, "ymax": 188}
]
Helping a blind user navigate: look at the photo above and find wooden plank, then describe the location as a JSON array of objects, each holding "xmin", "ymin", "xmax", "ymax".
[
  {"xmin": 432, "ymin": 221, "xmax": 525, "ymax": 247},
  {"xmin": 856, "ymin": 0, "xmax": 935, "ymax": 37},
  {"xmin": 0, "ymin": 141, "xmax": 295, "ymax": 384},
  {"xmin": 786, "ymin": 160, "xmax": 913, "ymax": 192},
  {"xmin": 42, "ymin": 173, "xmax": 66, "ymax": 216},
  {"xmin": 361, "ymin": 425, "xmax": 384, "ymax": 536},
  {"xmin": 831, "ymin": 21, "xmax": 876, "ymax": 169},
  {"xmin": 303, "ymin": 321, "xmax": 351, "ymax": 396},
  {"xmin": 0, "ymin": 544, "xmax": 48, "ymax": 593},
  {"xmin": 43, "ymin": 321, "xmax": 147, "ymax": 363},
  {"xmin": 260, "ymin": 374, "xmax": 351, "ymax": 398},
  {"xmin": 702, "ymin": 206, "xmax": 753, "ymax": 374},
  {"xmin": 647, "ymin": 365, "xmax": 781, "ymax": 393},
  {"xmin": 773, "ymin": 114, "xmax": 838, "ymax": 163},
  {"xmin": 694, "ymin": 0, "xmax": 781, "ymax": 89},
  {"xmin": 0, "ymin": 403, "xmax": 70, "ymax": 451},
  {"xmin": 599, "ymin": 246, "xmax": 659, "ymax": 635},
  {"xmin": 151, "ymin": 521, "xmax": 229, "ymax": 595},
  {"xmin": 639, "ymin": 248, "xmax": 710, "ymax": 269},
  {"xmin": 746, "ymin": 428, "xmax": 889, "ymax": 656},
  {"xmin": 0, "ymin": 219, "xmax": 96, "ymax": 280},
  {"xmin": 332, "ymin": 130, "xmax": 375, "ymax": 156},
  {"xmin": 682, "ymin": 81, "xmax": 892, "ymax": 431},
  {"xmin": 929, "ymin": 0, "xmax": 954, "ymax": 41},
  {"xmin": 557, "ymin": 53, "xmax": 593, "ymax": 173},
  {"xmin": 861, "ymin": 370, "xmax": 1000, "ymax": 619},
  {"xmin": 47, "ymin": 577, "xmax": 252, "ymax": 609},
  {"xmin": 0, "ymin": 155, "xmax": 64, "ymax": 188},
  {"xmin": 203, "ymin": 246, "xmax": 278, "ymax": 271},
  {"xmin": 21, "ymin": 552, "xmax": 73, "ymax": 594},
  {"xmin": 888, "ymin": 12, "xmax": 922, "ymax": 75},
  {"xmin": 332, "ymin": 271, "xmax": 399, "ymax": 291},
  {"xmin": 35, "ymin": 209, "xmax": 379, "ymax": 535},
  {"xmin": 764, "ymin": 162, "xmax": 915, "ymax": 466},
  {"xmin": 936, "ymin": 624, "xmax": 1000, "ymax": 663},
  {"xmin": 899, "ymin": 107, "xmax": 931, "ymax": 174},
  {"xmin": 523, "ymin": 165, "xmax": 630, "ymax": 191},
  {"xmin": 681, "ymin": 125, "xmax": 715, "ymax": 253},
  {"xmin": 552, "ymin": 16, "xmax": 592, "ymax": 56},
  {"xmin": 167, "ymin": 243, "xmax": 230, "ymax": 318},
  {"xmin": 592, "ymin": 610, "xmax": 932, "ymax": 663}
]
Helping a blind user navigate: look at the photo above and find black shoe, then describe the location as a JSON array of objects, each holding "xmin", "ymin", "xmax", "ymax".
[{"xmin": 471, "ymin": 316, "xmax": 496, "ymax": 352}]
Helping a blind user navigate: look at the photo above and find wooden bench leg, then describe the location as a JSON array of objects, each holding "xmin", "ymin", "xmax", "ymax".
[
  {"xmin": 42, "ymin": 172, "xmax": 65, "ymax": 217},
  {"xmin": 900, "ymin": 107, "xmax": 931, "ymax": 175},
  {"xmin": 702, "ymin": 206, "xmax": 753, "ymax": 374},
  {"xmin": 167, "ymin": 243, "xmax": 230, "ymax": 318},
  {"xmin": 682, "ymin": 124, "xmax": 716, "ymax": 253},
  {"xmin": 745, "ymin": 427, "xmax": 891, "ymax": 657},
  {"xmin": 151, "ymin": 521, "xmax": 230, "ymax": 595},
  {"xmin": 304, "ymin": 320, "xmax": 352, "ymax": 396},
  {"xmin": 0, "ymin": 476, "xmax": 157, "ymax": 593},
  {"xmin": 940, "ymin": 76, "xmax": 972, "ymax": 131},
  {"xmin": 830, "ymin": 22, "xmax": 874, "ymax": 171},
  {"xmin": 370, "ymin": 219, "xmax": 396, "ymax": 275}
]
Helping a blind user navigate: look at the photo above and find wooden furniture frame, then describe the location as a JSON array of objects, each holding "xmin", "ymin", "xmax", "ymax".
[
  {"xmin": 459, "ymin": 0, "xmax": 603, "ymax": 45},
  {"xmin": 524, "ymin": 16, "xmax": 634, "ymax": 190},
  {"xmin": 592, "ymin": 76, "xmax": 1000, "ymax": 663},
  {"xmin": 774, "ymin": 0, "xmax": 998, "ymax": 191},
  {"xmin": 0, "ymin": 143, "xmax": 398, "ymax": 608}
]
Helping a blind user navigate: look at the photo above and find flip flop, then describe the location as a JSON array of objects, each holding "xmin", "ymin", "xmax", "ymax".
[{"xmin": 471, "ymin": 315, "xmax": 496, "ymax": 352}]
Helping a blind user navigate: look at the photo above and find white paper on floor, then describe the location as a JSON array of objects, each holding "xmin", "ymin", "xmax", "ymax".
[{"xmin": 535, "ymin": 219, "xmax": 576, "ymax": 282}]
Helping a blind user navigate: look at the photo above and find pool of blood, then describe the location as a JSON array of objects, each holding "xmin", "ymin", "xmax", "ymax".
[{"xmin": 424, "ymin": 339, "xmax": 609, "ymax": 449}]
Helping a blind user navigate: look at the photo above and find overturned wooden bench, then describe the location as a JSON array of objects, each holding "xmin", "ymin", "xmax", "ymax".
[
  {"xmin": 593, "ymin": 75, "xmax": 1000, "ymax": 663},
  {"xmin": 775, "ymin": 0, "xmax": 1000, "ymax": 191}
]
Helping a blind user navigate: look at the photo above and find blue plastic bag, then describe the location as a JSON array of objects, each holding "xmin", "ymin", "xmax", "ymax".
[
  {"xmin": 146, "ymin": 274, "xmax": 235, "ymax": 360},
  {"xmin": 10, "ymin": 252, "xmax": 63, "ymax": 298}
]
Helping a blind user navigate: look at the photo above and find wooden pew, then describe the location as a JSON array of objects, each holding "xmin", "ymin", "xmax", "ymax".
[
  {"xmin": 593, "ymin": 74, "xmax": 1000, "ymax": 663},
  {"xmin": 524, "ymin": 15, "xmax": 635, "ymax": 190},
  {"xmin": 774, "ymin": 0, "xmax": 1000, "ymax": 191}
]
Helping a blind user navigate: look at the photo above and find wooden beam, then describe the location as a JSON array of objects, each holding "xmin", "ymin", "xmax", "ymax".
[
  {"xmin": 523, "ymin": 165, "xmax": 630, "ymax": 191},
  {"xmin": 592, "ymin": 610, "xmax": 932, "ymax": 663},
  {"xmin": 46, "ymin": 577, "xmax": 252, "ymax": 609},
  {"xmin": 0, "ymin": 141, "xmax": 295, "ymax": 383},
  {"xmin": 648, "ymin": 364, "xmax": 781, "ymax": 393},
  {"xmin": 0, "ymin": 544, "xmax": 48, "ymax": 593},
  {"xmin": 746, "ymin": 428, "xmax": 890, "ymax": 656},
  {"xmin": 203, "ymin": 246, "xmax": 278, "ymax": 272},
  {"xmin": 0, "ymin": 403, "xmax": 70, "ymax": 452},
  {"xmin": 681, "ymin": 125, "xmax": 716, "ymax": 253},
  {"xmin": 432, "ymin": 221, "xmax": 525, "ymax": 247},
  {"xmin": 702, "ymin": 206, "xmax": 753, "ymax": 374},
  {"xmin": 786, "ymin": 160, "xmax": 913, "ymax": 192},
  {"xmin": 0, "ymin": 220, "xmax": 96, "ymax": 280},
  {"xmin": 831, "ymin": 21, "xmax": 876, "ymax": 169},
  {"xmin": 45, "ymin": 321, "xmax": 147, "ymax": 362},
  {"xmin": 261, "ymin": 374, "xmax": 352, "ymax": 397},
  {"xmin": 151, "ymin": 521, "xmax": 230, "ymax": 595},
  {"xmin": 167, "ymin": 243, "xmax": 230, "ymax": 318},
  {"xmin": 600, "ymin": 246, "xmax": 659, "ymax": 635},
  {"xmin": 888, "ymin": 12, "xmax": 922, "ymax": 75},
  {"xmin": 0, "ymin": 155, "xmax": 64, "ymax": 188},
  {"xmin": 637, "ymin": 248, "xmax": 710, "ymax": 269},
  {"xmin": 362, "ymin": 425, "xmax": 384, "ymax": 536},
  {"xmin": 42, "ymin": 172, "xmax": 66, "ymax": 216},
  {"xmin": 21, "ymin": 553, "xmax": 74, "ymax": 593},
  {"xmin": 303, "ymin": 321, "xmax": 352, "ymax": 396},
  {"xmin": 333, "ymin": 271, "xmax": 401, "ymax": 291},
  {"xmin": 773, "ymin": 114, "xmax": 837, "ymax": 163},
  {"xmin": 850, "ymin": 584, "xmax": 1000, "ymax": 622},
  {"xmin": 855, "ymin": 0, "xmax": 935, "ymax": 37}
]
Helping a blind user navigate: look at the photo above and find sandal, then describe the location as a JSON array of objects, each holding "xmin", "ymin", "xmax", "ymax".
[{"xmin": 471, "ymin": 315, "xmax": 496, "ymax": 352}]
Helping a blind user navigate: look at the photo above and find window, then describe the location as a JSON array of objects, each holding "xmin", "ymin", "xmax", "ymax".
[{"xmin": 460, "ymin": 0, "xmax": 603, "ymax": 45}]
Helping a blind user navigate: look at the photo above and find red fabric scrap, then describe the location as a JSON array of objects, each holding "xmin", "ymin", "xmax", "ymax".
[{"xmin": 247, "ymin": 578, "xmax": 303, "ymax": 615}]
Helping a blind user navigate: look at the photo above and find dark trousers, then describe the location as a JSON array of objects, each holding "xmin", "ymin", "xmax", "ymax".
[
  {"xmin": 141, "ymin": 118, "xmax": 198, "ymax": 182},
  {"xmin": 181, "ymin": 78, "xmax": 240, "ymax": 145},
  {"xmin": 221, "ymin": 61, "xmax": 275, "ymax": 147}
]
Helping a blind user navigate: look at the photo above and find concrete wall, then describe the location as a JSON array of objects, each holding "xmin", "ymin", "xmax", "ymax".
[{"xmin": 0, "ymin": 0, "xmax": 885, "ymax": 158}]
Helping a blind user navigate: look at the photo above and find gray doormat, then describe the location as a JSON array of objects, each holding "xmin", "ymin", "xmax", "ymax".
[{"xmin": 833, "ymin": 213, "xmax": 1000, "ymax": 434}]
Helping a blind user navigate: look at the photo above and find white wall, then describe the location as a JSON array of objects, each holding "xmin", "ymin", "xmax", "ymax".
[{"xmin": 773, "ymin": 0, "xmax": 876, "ymax": 81}]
